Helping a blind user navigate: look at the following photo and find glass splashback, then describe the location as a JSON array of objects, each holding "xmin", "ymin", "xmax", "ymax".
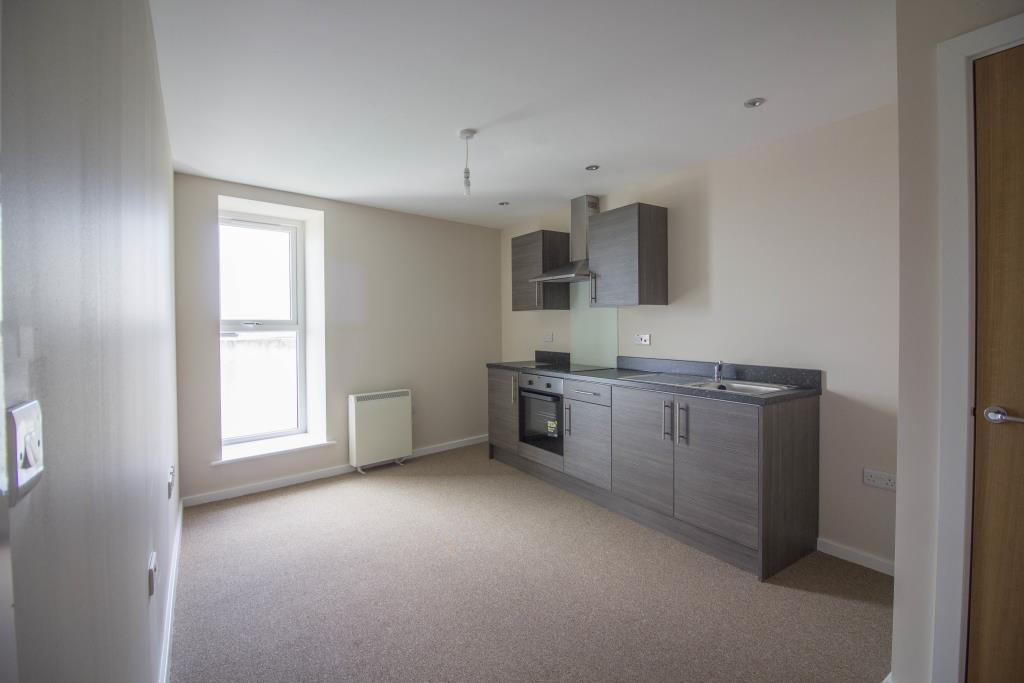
[{"xmin": 569, "ymin": 282, "xmax": 617, "ymax": 367}]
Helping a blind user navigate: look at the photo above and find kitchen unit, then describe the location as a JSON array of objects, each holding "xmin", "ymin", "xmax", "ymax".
[
  {"xmin": 587, "ymin": 203, "xmax": 668, "ymax": 306},
  {"xmin": 486, "ymin": 357, "xmax": 821, "ymax": 579},
  {"xmin": 511, "ymin": 230, "xmax": 570, "ymax": 310}
]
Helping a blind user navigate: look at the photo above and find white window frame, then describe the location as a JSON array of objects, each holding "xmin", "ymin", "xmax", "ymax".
[{"xmin": 219, "ymin": 210, "xmax": 307, "ymax": 445}]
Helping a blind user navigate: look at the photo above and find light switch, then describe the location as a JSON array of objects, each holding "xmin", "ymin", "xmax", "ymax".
[
  {"xmin": 543, "ymin": 332, "xmax": 554, "ymax": 343},
  {"xmin": 6, "ymin": 400, "xmax": 44, "ymax": 504}
]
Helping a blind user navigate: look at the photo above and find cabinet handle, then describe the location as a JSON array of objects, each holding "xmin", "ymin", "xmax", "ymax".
[
  {"xmin": 571, "ymin": 389, "xmax": 600, "ymax": 396},
  {"xmin": 590, "ymin": 273, "xmax": 597, "ymax": 303},
  {"xmin": 662, "ymin": 400, "xmax": 673, "ymax": 440},
  {"xmin": 512, "ymin": 372, "xmax": 517, "ymax": 406},
  {"xmin": 535, "ymin": 282, "xmax": 541, "ymax": 309},
  {"xmin": 565, "ymin": 403, "xmax": 572, "ymax": 435},
  {"xmin": 676, "ymin": 404, "xmax": 689, "ymax": 445}
]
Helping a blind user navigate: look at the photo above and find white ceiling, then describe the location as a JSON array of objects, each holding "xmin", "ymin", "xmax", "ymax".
[{"xmin": 150, "ymin": 0, "xmax": 896, "ymax": 229}]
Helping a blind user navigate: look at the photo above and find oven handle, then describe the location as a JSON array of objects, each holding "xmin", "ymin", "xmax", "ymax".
[{"xmin": 520, "ymin": 391, "xmax": 559, "ymax": 402}]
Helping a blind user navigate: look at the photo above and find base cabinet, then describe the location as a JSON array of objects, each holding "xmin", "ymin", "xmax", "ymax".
[
  {"xmin": 673, "ymin": 397, "xmax": 759, "ymax": 549},
  {"xmin": 487, "ymin": 368, "xmax": 518, "ymax": 453},
  {"xmin": 610, "ymin": 387, "xmax": 674, "ymax": 515},
  {"xmin": 487, "ymin": 366, "xmax": 819, "ymax": 579},
  {"xmin": 564, "ymin": 399, "xmax": 611, "ymax": 490}
]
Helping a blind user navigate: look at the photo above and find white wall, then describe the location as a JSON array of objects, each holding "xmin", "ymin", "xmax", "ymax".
[
  {"xmin": 892, "ymin": 2, "xmax": 1024, "ymax": 682},
  {"xmin": 1, "ymin": 1, "xmax": 179, "ymax": 681},
  {"xmin": 501, "ymin": 105, "xmax": 899, "ymax": 566},
  {"xmin": 175, "ymin": 174, "xmax": 501, "ymax": 500}
]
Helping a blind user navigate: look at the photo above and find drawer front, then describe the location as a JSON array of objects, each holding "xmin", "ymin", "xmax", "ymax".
[
  {"xmin": 519, "ymin": 372, "xmax": 563, "ymax": 394},
  {"xmin": 518, "ymin": 441, "xmax": 564, "ymax": 472},
  {"xmin": 563, "ymin": 379, "xmax": 612, "ymax": 406}
]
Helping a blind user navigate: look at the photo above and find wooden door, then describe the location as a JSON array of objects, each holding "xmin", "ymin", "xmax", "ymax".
[
  {"xmin": 969, "ymin": 43, "xmax": 1024, "ymax": 682},
  {"xmin": 564, "ymin": 399, "xmax": 611, "ymax": 490},
  {"xmin": 673, "ymin": 395, "xmax": 760, "ymax": 549},
  {"xmin": 610, "ymin": 386, "xmax": 674, "ymax": 515},
  {"xmin": 487, "ymin": 368, "xmax": 518, "ymax": 453}
]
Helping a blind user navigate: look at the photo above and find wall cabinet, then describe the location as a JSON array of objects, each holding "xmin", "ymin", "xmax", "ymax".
[
  {"xmin": 587, "ymin": 203, "xmax": 668, "ymax": 306},
  {"xmin": 511, "ymin": 230, "xmax": 570, "ymax": 311},
  {"xmin": 487, "ymin": 368, "xmax": 518, "ymax": 453},
  {"xmin": 564, "ymin": 398, "xmax": 611, "ymax": 490}
]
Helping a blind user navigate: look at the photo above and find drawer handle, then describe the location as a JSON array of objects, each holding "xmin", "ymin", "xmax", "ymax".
[
  {"xmin": 571, "ymin": 389, "xmax": 600, "ymax": 396},
  {"xmin": 662, "ymin": 400, "xmax": 673, "ymax": 440}
]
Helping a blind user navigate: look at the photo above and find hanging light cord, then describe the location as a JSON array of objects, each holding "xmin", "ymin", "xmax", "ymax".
[{"xmin": 463, "ymin": 137, "xmax": 471, "ymax": 197}]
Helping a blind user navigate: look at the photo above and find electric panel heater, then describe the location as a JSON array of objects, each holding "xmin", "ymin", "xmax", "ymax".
[{"xmin": 347, "ymin": 389, "xmax": 412, "ymax": 472}]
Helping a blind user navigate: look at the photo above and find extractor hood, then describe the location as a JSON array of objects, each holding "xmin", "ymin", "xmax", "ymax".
[{"xmin": 529, "ymin": 195, "xmax": 599, "ymax": 284}]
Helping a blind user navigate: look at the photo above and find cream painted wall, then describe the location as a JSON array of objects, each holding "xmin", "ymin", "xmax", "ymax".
[
  {"xmin": 2, "ymin": 1, "xmax": 179, "ymax": 681},
  {"xmin": 501, "ymin": 105, "xmax": 899, "ymax": 565},
  {"xmin": 892, "ymin": 2, "xmax": 1024, "ymax": 682},
  {"xmin": 175, "ymin": 174, "xmax": 501, "ymax": 499}
]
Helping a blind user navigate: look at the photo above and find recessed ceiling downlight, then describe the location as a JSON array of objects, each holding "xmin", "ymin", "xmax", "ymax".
[
  {"xmin": 498, "ymin": 201, "xmax": 510, "ymax": 206},
  {"xmin": 744, "ymin": 97, "xmax": 766, "ymax": 109},
  {"xmin": 585, "ymin": 164, "xmax": 600, "ymax": 171}
]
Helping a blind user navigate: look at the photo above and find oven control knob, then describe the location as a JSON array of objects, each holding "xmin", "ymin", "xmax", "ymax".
[
  {"xmin": 545, "ymin": 383, "xmax": 551, "ymax": 388},
  {"xmin": 528, "ymin": 380, "xmax": 533, "ymax": 385}
]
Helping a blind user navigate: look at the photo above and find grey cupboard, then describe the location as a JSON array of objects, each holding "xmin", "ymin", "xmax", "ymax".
[
  {"xmin": 610, "ymin": 386, "xmax": 674, "ymax": 515},
  {"xmin": 511, "ymin": 230, "xmax": 570, "ymax": 311},
  {"xmin": 587, "ymin": 203, "xmax": 668, "ymax": 306},
  {"xmin": 564, "ymin": 398, "xmax": 611, "ymax": 490},
  {"xmin": 487, "ymin": 368, "xmax": 518, "ymax": 453}
]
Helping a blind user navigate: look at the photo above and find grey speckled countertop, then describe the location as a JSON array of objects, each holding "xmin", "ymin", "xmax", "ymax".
[{"xmin": 486, "ymin": 360, "xmax": 821, "ymax": 406}]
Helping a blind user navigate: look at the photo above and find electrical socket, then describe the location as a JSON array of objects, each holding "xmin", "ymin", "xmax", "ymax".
[
  {"xmin": 543, "ymin": 332, "xmax": 554, "ymax": 343},
  {"xmin": 863, "ymin": 468, "xmax": 896, "ymax": 491},
  {"xmin": 633, "ymin": 334, "xmax": 651, "ymax": 345}
]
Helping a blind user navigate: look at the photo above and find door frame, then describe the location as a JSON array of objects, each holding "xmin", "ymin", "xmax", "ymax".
[{"xmin": 934, "ymin": 13, "xmax": 1024, "ymax": 682}]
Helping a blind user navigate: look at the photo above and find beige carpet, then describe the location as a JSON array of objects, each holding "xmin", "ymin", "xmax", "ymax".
[{"xmin": 170, "ymin": 444, "xmax": 893, "ymax": 682}]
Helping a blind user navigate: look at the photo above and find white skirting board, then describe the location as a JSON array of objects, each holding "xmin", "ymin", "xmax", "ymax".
[
  {"xmin": 159, "ymin": 502, "xmax": 183, "ymax": 683},
  {"xmin": 182, "ymin": 434, "xmax": 489, "ymax": 507},
  {"xmin": 817, "ymin": 537, "xmax": 894, "ymax": 576}
]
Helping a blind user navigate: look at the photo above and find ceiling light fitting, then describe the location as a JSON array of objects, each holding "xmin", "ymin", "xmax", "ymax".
[
  {"xmin": 498, "ymin": 201, "xmax": 510, "ymax": 206},
  {"xmin": 585, "ymin": 164, "xmax": 600, "ymax": 171},
  {"xmin": 744, "ymin": 97, "xmax": 766, "ymax": 109},
  {"xmin": 459, "ymin": 128, "xmax": 476, "ymax": 197}
]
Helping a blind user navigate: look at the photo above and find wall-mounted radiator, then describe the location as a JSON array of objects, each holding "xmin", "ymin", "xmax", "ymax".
[{"xmin": 348, "ymin": 389, "xmax": 413, "ymax": 472}]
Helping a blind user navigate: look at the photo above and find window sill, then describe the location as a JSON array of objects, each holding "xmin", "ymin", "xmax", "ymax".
[{"xmin": 215, "ymin": 434, "xmax": 336, "ymax": 465}]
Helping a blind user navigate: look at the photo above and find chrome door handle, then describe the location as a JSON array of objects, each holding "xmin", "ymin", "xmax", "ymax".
[
  {"xmin": 676, "ymin": 404, "xmax": 689, "ymax": 445},
  {"xmin": 571, "ymin": 389, "xmax": 600, "ymax": 396},
  {"xmin": 565, "ymin": 404, "xmax": 572, "ymax": 435},
  {"xmin": 590, "ymin": 273, "xmax": 597, "ymax": 303},
  {"xmin": 983, "ymin": 406, "xmax": 1024, "ymax": 424},
  {"xmin": 662, "ymin": 400, "xmax": 673, "ymax": 440}
]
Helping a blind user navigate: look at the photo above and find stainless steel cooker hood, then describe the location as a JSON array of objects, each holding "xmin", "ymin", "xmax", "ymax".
[{"xmin": 529, "ymin": 195, "xmax": 599, "ymax": 284}]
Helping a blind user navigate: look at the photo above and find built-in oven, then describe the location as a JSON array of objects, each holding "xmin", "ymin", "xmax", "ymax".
[{"xmin": 518, "ymin": 373, "xmax": 564, "ymax": 456}]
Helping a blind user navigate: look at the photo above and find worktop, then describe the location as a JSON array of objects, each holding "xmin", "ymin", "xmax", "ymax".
[{"xmin": 486, "ymin": 357, "xmax": 821, "ymax": 406}]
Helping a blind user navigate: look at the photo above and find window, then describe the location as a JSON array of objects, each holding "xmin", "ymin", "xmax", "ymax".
[{"xmin": 219, "ymin": 213, "xmax": 305, "ymax": 444}]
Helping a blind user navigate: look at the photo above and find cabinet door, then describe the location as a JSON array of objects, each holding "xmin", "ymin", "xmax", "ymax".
[
  {"xmin": 487, "ymin": 369, "xmax": 518, "ymax": 452},
  {"xmin": 564, "ymin": 399, "xmax": 611, "ymax": 489},
  {"xmin": 511, "ymin": 232, "xmax": 542, "ymax": 311},
  {"xmin": 673, "ymin": 395, "xmax": 760, "ymax": 548},
  {"xmin": 588, "ymin": 204, "xmax": 640, "ymax": 306},
  {"xmin": 611, "ymin": 386, "xmax": 674, "ymax": 515}
]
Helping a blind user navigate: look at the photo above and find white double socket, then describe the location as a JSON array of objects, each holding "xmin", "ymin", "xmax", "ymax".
[{"xmin": 5, "ymin": 400, "xmax": 44, "ymax": 504}]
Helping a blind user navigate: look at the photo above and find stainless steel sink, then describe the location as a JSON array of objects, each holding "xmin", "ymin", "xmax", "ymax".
[{"xmin": 683, "ymin": 380, "xmax": 795, "ymax": 396}]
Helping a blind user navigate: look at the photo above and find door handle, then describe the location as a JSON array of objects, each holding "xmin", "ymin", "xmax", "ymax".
[
  {"xmin": 535, "ymin": 282, "xmax": 541, "ymax": 309},
  {"xmin": 512, "ymin": 372, "xmax": 517, "ymax": 406},
  {"xmin": 662, "ymin": 400, "xmax": 673, "ymax": 440},
  {"xmin": 590, "ymin": 273, "xmax": 597, "ymax": 303},
  {"xmin": 983, "ymin": 406, "xmax": 1024, "ymax": 424},
  {"xmin": 565, "ymin": 403, "xmax": 572, "ymax": 435},
  {"xmin": 676, "ymin": 404, "xmax": 689, "ymax": 444}
]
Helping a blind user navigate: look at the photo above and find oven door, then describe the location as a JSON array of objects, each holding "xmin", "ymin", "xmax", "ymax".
[{"xmin": 519, "ymin": 389, "xmax": 563, "ymax": 455}]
